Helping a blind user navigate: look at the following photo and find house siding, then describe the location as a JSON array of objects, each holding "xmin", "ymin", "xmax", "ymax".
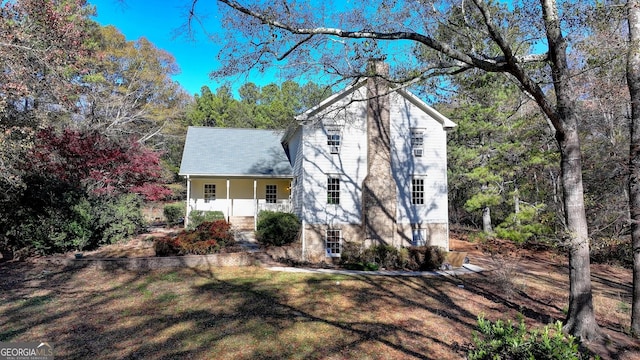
[
  {"xmin": 300, "ymin": 86, "xmax": 368, "ymax": 227},
  {"xmin": 389, "ymin": 92, "xmax": 450, "ymax": 250},
  {"xmin": 287, "ymin": 81, "xmax": 453, "ymax": 260}
]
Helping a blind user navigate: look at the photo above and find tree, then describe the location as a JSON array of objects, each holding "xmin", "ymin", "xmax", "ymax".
[
  {"xmin": 186, "ymin": 81, "xmax": 331, "ymax": 129},
  {"xmin": 0, "ymin": 0, "xmax": 98, "ymax": 195},
  {"xmin": 1, "ymin": 127, "xmax": 171, "ymax": 256},
  {"xmin": 445, "ymin": 71, "xmax": 557, "ymax": 242},
  {"xmin": 627, "ymin": 0, "xmax": 640, "ymax": 337},
  {"xmin": 27, "ymin": 127, "xmax": 171, "ymax": 201},
  {"xmin": 79, "ymin": 25, "xmax": 189, "ymax": 144},
  {"xmin": 196, "ymin": 0, "xmax": 602, "ymax": 340}
]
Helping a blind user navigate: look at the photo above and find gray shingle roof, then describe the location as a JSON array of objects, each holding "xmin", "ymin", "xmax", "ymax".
[{"xmin": 179, "ymin": 127, "xmax": 292, "ymax": 177}]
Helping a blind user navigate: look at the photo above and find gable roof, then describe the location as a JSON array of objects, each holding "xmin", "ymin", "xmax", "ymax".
[
  {"xmin": 179, "ymin": 127, "xmax": 292, "ymax": 177},
  {"xmin": 282, "ymin": 80, "xmax": 456, "ymax": 145}
]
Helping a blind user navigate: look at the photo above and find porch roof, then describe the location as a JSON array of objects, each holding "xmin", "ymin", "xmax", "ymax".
[{"xmin": 179, "ymin": 127, "xmax": 292, "ymax": 177}]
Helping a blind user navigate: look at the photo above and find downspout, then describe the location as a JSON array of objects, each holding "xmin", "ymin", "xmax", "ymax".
[
  {"xmin": 185, "ymin": 175, "xmax": 191, "ymax": 228},
  {"xmin": 301, "ymin": 218, "xmax": 306, "ymax": 261}
]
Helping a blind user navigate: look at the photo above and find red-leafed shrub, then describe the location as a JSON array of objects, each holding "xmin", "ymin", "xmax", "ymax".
[
  {"xmin": 27, "ymin": 127, "xmax": 172, "ymax": 201},
  {"xmin": 154, "ymin": 220, "xmax": 235, "ymax": 256}
]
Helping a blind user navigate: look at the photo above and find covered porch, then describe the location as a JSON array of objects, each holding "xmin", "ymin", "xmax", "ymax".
[{"xmin": 185, "ymin": 175, "xmax": 292, "ymax": 229}]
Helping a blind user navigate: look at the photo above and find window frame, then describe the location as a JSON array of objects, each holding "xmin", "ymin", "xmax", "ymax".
[
  {"xmin": 326, "ymin": 229, "xmax": 342, "ymax": 257},
  {"xmin": 265, "ymin": 184, "xmax": 277, "ymax": 204},
  {"xmin": 204, "ymin": 184, "xmax": 216, "ymax": 203},
  {"xmin": 411, "ymin": 176, "xmax": 425, "ymax": 205},
  {"xmin": 326, "ymin": 127, "xmax": 341, "ymax": 154},
  {"xmin": 410, "ymin": 128, "xmax": 424, "ymax": 157},
  {"xmin": 327, "ymin": 175, "xmax": 340, "ymax": 205},
  {"xmin": 412, "ymin": 228, "xmax": 426, "ymax": 246}
]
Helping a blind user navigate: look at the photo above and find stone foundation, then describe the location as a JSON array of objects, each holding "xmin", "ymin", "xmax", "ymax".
[
  {"xmin": 396, "ymin": 223, "xmax": 449, "ymax": 251},
  {"xmin": 302, "ymin": 222, "xmax": 449, "ymax": 262}
]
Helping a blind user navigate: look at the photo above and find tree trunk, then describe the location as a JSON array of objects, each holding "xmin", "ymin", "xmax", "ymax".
[
  {"xmin": 482, "ymin": 205, "xmax": 493, "ymax": 234},
  {"xmin": 558, "ymin": 128, "xmax": 600, "ymax": 340},
  {"xmin": 626, "ymin": 0, "xmax": 640, "ymax": 337},
  {"xmin": 540, "ymin": 0, "xmax": 600, "ymax": 340}
]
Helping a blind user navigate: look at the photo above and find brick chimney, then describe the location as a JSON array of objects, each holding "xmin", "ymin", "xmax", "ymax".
[{"xmin": 362, "ymin": 59, "xmax": 397, "ymax": 245}]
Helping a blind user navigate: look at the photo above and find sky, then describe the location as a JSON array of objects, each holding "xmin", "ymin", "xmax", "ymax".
[{"xmin": 89, "ymin": 0, "xmax": 279, "ymax": 96}]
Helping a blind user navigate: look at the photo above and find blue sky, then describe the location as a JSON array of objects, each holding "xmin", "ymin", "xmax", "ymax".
[{"xmin": 89, "ymin": 0, "xmax": 280, "ymax": 96}]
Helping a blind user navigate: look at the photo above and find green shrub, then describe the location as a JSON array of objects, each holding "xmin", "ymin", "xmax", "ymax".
[
  {"xmin": 468, "ymin": 315, "xmax": 587, "ymax": 360},
  {"xmin": 163, "ymin": 203, "xmax": 184, "ymax": 226},
  {"xmin": 155, "ymin": 220, "xmax": 235, "ymax": 256},
  {"xmin": 256, "ymin": 211, "xmax": 300, "ymax": 246},
  {"xmin": 188, "ymin": 210, "xmax": 225, "ymax": 230},
  {"xmin": 341, "ymin": 243, "xmax": 409, "ymax": 270},
  {"xmin": 363, "ymin": 245, "xmax": 409, "ymax": 270},
  {"xmin": 407, "ymin": 246, "xmax": 447, "ymax": 270},
  {"xmin": 92, "ymin": 194, "xmax": 145, "ymax": 245}
]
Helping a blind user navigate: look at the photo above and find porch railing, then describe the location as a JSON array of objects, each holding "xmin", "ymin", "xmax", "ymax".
[{"xmin": 258, "ymin": 200, "xmax": 292, "ymax": 213}]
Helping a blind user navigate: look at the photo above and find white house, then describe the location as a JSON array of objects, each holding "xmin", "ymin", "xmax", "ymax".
[
  {"xmin": 179, "ymin": 62, "xmax": 455, "ymax": 262},
  {"xmin": 281, "ymin": 62, "xmax": 456, "ymax": 262}
]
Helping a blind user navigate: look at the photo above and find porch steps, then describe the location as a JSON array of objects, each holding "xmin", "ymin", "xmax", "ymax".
[{"xmin": 229, "ymin": 216, "xmax": 255, "ymax": 231}]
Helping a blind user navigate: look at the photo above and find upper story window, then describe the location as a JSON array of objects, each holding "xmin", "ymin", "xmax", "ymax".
[
  {"xmin": 326, "ymin": 127, "xmax": 341, "ymax": 154},
  {"xmin": 204, "ymin": 184, "xmax": 216, "ymax": 203},
  {"xmin": 411, "ymin": 176, "xmax": 425, "ymax": 205},
  {"xmin": 327, "ymin": 176, "xmax": 340, "ymax": 205},
  {"xmin": 411, "ymin": 129, "xmax": 424, "ymax": 157},
  {"xmin": 266, "ymin": 184, "xmax": 277, "ymax": 203}
]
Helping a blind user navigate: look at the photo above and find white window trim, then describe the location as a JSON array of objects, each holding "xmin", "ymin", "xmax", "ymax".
[
  {"xmin": 326, "ymin": 127, "xmax": 342, "ymax": 154},
  {"xmin": 411, "ymin": 128, "xmax": 424, "ymax": 157},
  {"xmin": 412, "ymin": 228, "xmax": 426, "ymax": 246},
  {"xmin": 411, "ymin": 176, "xmax": 425, "ymax": 205},
  {"xmin": 204, "ymin": 184, "xmax": 216, "ymax": 203},
  {"xmin": 326, "ymin": 229, "xmax": 342, "ymax": 257},
  {"xmin": 266, "ymin": 184, "xmax": 277, "ymax": 204},
  {"xmin": 327, "ymin": 175, "xmax": 340, "ymax": 205}
]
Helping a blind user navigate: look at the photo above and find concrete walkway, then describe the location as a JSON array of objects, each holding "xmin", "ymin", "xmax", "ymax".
[{"xmin": 266, "ymin": 264, "xmax": 485, "ymax": 277}]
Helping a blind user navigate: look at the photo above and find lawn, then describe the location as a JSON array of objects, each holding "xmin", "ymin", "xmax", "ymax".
[{"xmin": 0, "ymin": 238, "xmax": 638, "ymax": 359}]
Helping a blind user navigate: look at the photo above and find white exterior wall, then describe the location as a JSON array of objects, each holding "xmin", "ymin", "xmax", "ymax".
[
  {"xmin": 299, "ymin": 87, "xmax": 368, "ymax": 227},
  {"xmin": 188, "ymin": 177, "xmax": 291, "ymax": 219},
  {"xmin": 288, "ymin": 83, "xmax": 454, "ymax": 259},
  {"xmin": 287, "ymin": 127, "xmax": 305, "ymax": 217},
  {"xmin": 389, "ymin": 92, "xmax": 450, "ymax": 226}
]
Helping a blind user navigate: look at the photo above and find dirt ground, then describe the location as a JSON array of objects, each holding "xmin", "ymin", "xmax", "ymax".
[{"xmin": 2, "ymin": 229, "xmax": 639, "ymax": 359}]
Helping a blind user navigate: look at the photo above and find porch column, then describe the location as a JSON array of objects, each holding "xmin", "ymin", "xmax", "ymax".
[
  {"xmin": 253, "ymin": 179, "xmax": 257, "ymax": 230},
  {"xmin": 226, "ymin": 178, "xmax": 230, "ymax": 221},
  {"xmin": 184, "ymin": 175, "xmax": 191, "ymax": 228}
]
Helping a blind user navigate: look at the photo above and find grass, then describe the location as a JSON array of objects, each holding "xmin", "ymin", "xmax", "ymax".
[{"xmin": 0, "ymin": 240, "xmax": 638, "ymax": 359}]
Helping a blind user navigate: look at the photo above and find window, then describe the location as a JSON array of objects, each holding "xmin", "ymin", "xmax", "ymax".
[
  {"xmin": 327, "ymin": 176, "xmax": 340, "ymax": 204},
  {"xmin": 412, "ymin": 228, "xmax": 426, "ymax": 246},
  {"xmin": 204, "ymin": 184, "xmax": 216, "ymax": 203},
  {"xmin": 327, "ymin": 128, "xmax": 341, "ymax": 154},
  {"xmin": 412, "ymin": 177, "xmax": 425, "ymax": 205},
  {"xmin": 411, "ymin": 129, "xmax": 424, "ymax": 157},
  {"xmin": 326, "ymin": 229, "xmax": 342, "ymax": 257},
  {"xmin": 266, "ymin": 184, "xmax": 277, "ymax": 203}
]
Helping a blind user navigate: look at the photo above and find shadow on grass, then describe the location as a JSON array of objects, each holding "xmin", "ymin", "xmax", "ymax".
[{"xmin": 0, "ymin": 254, "xmax": 637, "ymax": 360}]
